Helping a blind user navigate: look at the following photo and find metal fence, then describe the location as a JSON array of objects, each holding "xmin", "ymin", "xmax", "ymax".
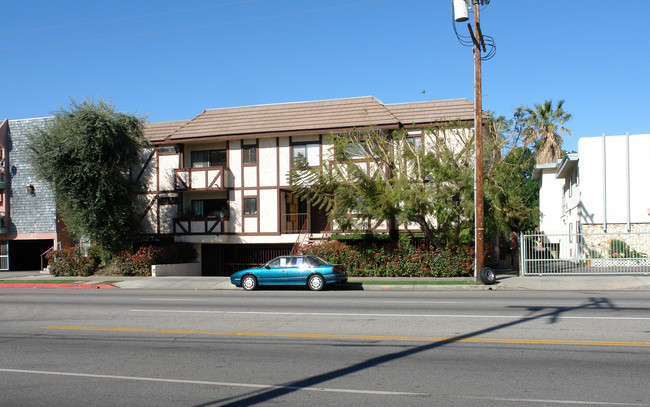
[{"xmin": 520, "ymin": 231, "xmax": 650, "ymax": 276}]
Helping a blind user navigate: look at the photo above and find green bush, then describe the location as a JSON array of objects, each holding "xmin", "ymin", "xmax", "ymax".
[
  {"xmin": 610, "ymin": 239, "xmax": 647, "ymax": 258},
  {"xmin": 47, "ymin": 246, "xmax": 98, "ymax": 277},
  {"xmin": 301, "ymin": 240, "xmax": 473, "ymax": 277},
  {"xmin": 113, "ymin": 244, "xmax": 197, "ymax": 276}
]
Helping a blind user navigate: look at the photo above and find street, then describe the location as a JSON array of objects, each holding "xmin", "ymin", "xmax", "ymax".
[{"xmin": 0, "ymin": 288, "xmax": 648, "ymax": 406}]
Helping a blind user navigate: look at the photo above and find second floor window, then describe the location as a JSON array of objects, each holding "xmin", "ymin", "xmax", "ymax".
[
  {"xmin": 243, "ymin": 145, "xmax": 256, "ymax": 165},
  {"xmin": 292, "ymin": 144, "xmax": 320, "ymax": 166},
  {"xmin": 243, "ymin": 197, "xmax": 257, "ymax": 215},
  {"xmin": 191, "ymin": 149, "xmax": 226, "ymax": 168},
  {"xmin": 191, "ymin": 199, "xmax": 228, "ymax": 217}
]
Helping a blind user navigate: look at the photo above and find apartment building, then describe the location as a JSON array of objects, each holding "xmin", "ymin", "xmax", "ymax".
[{"xmin": 138, "ymin": 96, "xmax": 475, "ymax": 275}]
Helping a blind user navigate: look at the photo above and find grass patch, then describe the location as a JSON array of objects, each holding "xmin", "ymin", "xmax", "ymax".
[{"xmin": 348, "ymin": 280, "xmax": 481, "ymax": 286}]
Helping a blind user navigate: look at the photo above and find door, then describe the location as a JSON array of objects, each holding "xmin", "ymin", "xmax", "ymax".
[{"xmin": 259, "ymin": 256, "xmax": 290, "ymax": 285}]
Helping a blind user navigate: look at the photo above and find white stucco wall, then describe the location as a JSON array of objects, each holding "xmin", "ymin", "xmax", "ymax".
[{"xmin": 578, "ymin": 134, "xmax": 650, "ymax": 225}]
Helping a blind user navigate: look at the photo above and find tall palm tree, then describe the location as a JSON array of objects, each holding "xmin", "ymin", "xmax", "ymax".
[{"xmin": 522, "ymin": 99, "xmax": 572, "ymax": 163}]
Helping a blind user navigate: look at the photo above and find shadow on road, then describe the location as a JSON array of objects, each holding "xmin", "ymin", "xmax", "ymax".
[{"xmin": 196, "ymin": 296, "xmax": 620, "ymax": 406}]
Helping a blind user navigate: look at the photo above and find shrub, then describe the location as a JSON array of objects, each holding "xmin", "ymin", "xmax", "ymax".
[
  {"xmin": 301, "ymin": 240, "xmax": 473, "ymax": 277},
  {"xmin": 609, "ymin": 239, "xmax": 647, "ymax": 258},
  {"xmin": 112, "ymin": 244, "xmax": 197, "ymax": 276},
  {"xmin": 47, "ymin": 245, "xmax": 98, "ymax": 276}
]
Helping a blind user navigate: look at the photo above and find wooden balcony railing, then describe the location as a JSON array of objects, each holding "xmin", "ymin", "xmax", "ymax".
[
  {"xmin": 173, "ymin": 217, "xmax": 227, "ymax": 235},
  {"xmin": 174, "ymin": 167, "xmax": 228, "ymax": 191}
]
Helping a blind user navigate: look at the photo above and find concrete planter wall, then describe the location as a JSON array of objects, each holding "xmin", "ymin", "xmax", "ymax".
[{"xmin": 151, "ymin": 263, "xmax": 201, "ymax": 277}]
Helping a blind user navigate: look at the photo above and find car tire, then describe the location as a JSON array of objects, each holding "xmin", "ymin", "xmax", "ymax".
[
  {"xmin": 242, "ymin": 275, "xmax": 258, "ymax": 291},
  {"xmin": 480, "ymin": 267, "xmax": 496, "ymax": 285},
  {"xmin": 307, "ymin": 274, "xmax": 325, "ymax": 291}
]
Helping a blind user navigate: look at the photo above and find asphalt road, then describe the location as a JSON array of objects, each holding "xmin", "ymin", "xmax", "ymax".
[{"xmin": 1, "ymin": 288, "xmax": 648, "ymax": 406}]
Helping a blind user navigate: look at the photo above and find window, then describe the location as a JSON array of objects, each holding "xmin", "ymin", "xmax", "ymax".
[
  {"xmin": 191, "ymin": 199, "xmax": 228, "ymax": 217},
  {"xmin": 243, "ymin": 145, "xmax": 256, "ymax": 165},
  {"xmin": 292, "ymin": 144, "xmax": 320, "ymax": 166},
  {"xmin": 191, "ymin": 149, "xmax": 226, "ymax": 168},
  {"xmin": 406, "ymin": 135, "xmax": 422, "ymax": 150},
  {"xmin": 244, "ymin": 197, "xmax": 257, "ymax": 215}
]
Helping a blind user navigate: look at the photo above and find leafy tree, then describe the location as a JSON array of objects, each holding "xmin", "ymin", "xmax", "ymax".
[
  {"xmin": 289, "ymin": 125, "xmax": 476, "ymax": 249},
  {"xmin": 28, "ymin": 99, "xmax": 147, "ymax": 252},
  {"xmin": 289, "ymin": 115, "xmax": 540, "ymax": 249},
  {"xmin": 483, "ymin": 113, "xmax": 539, "ymax": 235},
  {"xmin": 521, "ymin": 99, "xmax": 572, "ymax": 163}
]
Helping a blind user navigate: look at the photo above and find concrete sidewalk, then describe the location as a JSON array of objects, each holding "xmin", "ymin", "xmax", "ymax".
[{"xmin": 0, "ymin": 270, "xmax": 649, "ymax": 291}]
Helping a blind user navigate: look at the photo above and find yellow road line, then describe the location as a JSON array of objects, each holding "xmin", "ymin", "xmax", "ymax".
[{"xmin": 41, "ymin": 325, "xmax": 650, "ymax": 348}]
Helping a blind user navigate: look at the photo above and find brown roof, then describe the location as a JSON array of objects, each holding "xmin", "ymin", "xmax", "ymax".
[
  {"xmin": 150, "ymin": 96, "xmax": 477, "ymax": 143},
  {"xmin": 143, "ymin": 120, "xmax": 188, "ymax": 142},
  {"xmin": 385, "ymin": 99, "xmax": 475, "ymax": 126},
  {"xmin": 167, "ymin": 96, "xmax": 398, "ymax": 141}
]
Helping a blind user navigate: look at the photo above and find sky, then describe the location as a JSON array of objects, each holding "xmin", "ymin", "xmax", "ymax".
[{"xmin": 2, "ymin": 0, "xmax": 649, "ymax": 153}]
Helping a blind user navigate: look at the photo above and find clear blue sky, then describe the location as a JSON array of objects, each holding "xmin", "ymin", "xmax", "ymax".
[{"xmin": 3, "ymin": 1, "xmax": 649, "ymax": 153}]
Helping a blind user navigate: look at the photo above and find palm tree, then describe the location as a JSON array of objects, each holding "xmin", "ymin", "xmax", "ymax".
[{"xmin": 522, "ymin": 99, "xmax": 572, "ymax": 163}]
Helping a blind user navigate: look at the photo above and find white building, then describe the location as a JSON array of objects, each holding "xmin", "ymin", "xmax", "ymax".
[{"xmin": 534, "ymin": 133, "xmax": 650, "ymax": 261}]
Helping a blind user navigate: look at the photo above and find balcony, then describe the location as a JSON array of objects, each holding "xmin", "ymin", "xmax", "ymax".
[
  {"xmin": 174, "ymin": 167, "xmax": 228, "ymax": 191},
  {"xmin": 173, "ymin": 216, "xmax": 227, "ymax": 235}
]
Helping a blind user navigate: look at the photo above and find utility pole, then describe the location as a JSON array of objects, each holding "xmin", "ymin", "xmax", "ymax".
[
  {"xmin": 452, "ymin": 0, "xmax": 495, "ymax": 283},
  {"xmin": 472, "ymin": 0, "xmax": 484, "ymax": 282}
]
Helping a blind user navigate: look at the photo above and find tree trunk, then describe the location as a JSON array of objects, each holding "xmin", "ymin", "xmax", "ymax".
[{"xmin": 414, "ymin": 214, "xmax": 443, "ymax": 249}]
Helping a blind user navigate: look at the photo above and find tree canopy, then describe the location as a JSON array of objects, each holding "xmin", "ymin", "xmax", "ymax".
[
  {"xmin": 288, "ymin": 116, "xmax": 539, "ymax": 249},
  {"xmin": 521, "ymin": 99, "xmax": 573, "ymax": 163},
  {"xmin": 28, "ymin": 99, "xmax": 147, "ymax": 252}
]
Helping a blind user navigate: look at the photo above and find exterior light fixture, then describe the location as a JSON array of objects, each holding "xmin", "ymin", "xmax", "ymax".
[{"xmin": 27, "ymin": 184, "xmax": 35, "ymax": 196}]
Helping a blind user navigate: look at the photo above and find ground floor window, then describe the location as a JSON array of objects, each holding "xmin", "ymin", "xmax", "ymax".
[{"xmin": 0, "ymin": 241, "xmax": 7, "ymax": 270}]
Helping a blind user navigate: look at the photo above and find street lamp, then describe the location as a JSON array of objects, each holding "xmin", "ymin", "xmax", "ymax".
[{"xmin": 452, "ymin": 0, "xmax": 496, "ymax": 284}]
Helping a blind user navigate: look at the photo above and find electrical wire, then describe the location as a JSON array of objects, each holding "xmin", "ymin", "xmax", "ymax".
[{"xmin": 451, "ymin": 0, "xmax": 496, "ymax": 61}]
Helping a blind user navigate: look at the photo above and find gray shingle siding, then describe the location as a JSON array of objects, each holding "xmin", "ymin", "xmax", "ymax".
[{"xmin": 7, "ymin": 118, "xmax": 57, "ymax": 234}]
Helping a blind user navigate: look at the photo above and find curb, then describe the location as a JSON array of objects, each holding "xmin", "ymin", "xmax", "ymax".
[{"xmin": 0, "ymin": 283, "xmax": 118, "ymax": 289}]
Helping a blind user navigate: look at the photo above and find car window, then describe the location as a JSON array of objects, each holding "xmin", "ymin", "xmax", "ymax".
[
  {"xmin": 291, "ymin": 257, "xmax": 305, "ymax": 267},
  {"xmin": 267, "ymin": 258, "xmax": 282, "ymax": 268}
]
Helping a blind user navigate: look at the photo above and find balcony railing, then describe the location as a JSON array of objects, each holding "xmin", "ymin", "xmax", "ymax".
[
  {"xmin": 174, "ymin": 167, "xmax": 228, "ymax": 191},
  {"xmin": 281, "ymin": 213, "xmax": 308, "ymax": 234},
  {"xmin": 173, "ymin": 216, "xmax": 227, "ymax": 235}
]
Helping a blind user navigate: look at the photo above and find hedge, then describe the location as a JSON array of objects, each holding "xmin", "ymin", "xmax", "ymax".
[{"xmin": 300, "ymin": 240, "xmax": 473, "ymax": 277}]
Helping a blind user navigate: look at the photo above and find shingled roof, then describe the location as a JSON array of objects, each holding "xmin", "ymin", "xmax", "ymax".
[
  {"xmin": 386, "ymin": 99, "xmax": 475, "ymax": 126},
  {"xmin": 165, "ymin": 96, "xmax": 398, "ymax": 142},
  {"xmin": 143, "ymin": 120, "xmax": 188, "ymax": 142},
  {"xmin": 145, "ymin": 96, "xmax": 477, "ymax": 143}
]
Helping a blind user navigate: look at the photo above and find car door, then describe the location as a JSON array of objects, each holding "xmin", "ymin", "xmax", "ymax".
[
  {"xmin": 286, "ymin": 256, "xmax": 310, "ymax": 284},
  {"xmin": 259, "ymin": 257, "xmax": 290, "ymax": 285}
]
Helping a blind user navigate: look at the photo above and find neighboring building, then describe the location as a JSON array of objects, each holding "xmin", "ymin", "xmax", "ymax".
[
  {"xmin": 138, "ymin": 96, "xmax": 476, "ymax": 275},
  {"xmin": 0, "ymin": 118, "xmax": 73, "ymax": 271},
  {"xmin": 533, "ymin": 133, "xmax": 650, "ymax": 261}
]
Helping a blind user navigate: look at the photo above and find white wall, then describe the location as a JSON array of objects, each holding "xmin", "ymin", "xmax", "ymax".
[{"xmin": 578, "ymin": 134, "xmax": 650, "ymax": 225}]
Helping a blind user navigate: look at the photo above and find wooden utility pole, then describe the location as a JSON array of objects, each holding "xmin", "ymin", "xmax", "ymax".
[{"xmin": 472, "ymin": 0, "xmax": 485, "ymax": 281}]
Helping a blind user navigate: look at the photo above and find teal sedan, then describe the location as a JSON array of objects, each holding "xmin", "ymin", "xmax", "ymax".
[{"xmin": 230, "ymin": 255, "xmax": 347, "ymax": 291}]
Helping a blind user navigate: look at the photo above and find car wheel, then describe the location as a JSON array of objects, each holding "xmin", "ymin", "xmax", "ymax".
[
  {"xmin": 480, "ymin": 267, "xmax": 496, "ymax": 285},
  {"xmin": 241, "ymin": 275, "xmax": 258, "ymax": 291},
  {"xmin": 307, "ymin": 274, "xmax": 325, "ymax": 291}
]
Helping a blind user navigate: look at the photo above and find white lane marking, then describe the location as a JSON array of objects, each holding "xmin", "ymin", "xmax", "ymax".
[
  {"xmin": 0, "ymin": 368, "xmax": 422, "ymax": 396},
  {"xmin": 129, "ymin": 309, "xmax": 650, "ymax": 321},
  {"xmin": 381, "ymin": 301, "xmax": 464, "ymax": 304},
  {"xmin": 0, "ymin": 368, "xmax": 643, "ymax": 406},
  {"xmin": 460, "ymin": 395, "xmax": 647, "ymax": 406}
]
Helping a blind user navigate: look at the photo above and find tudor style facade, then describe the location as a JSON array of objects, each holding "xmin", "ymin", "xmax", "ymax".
[{"xmin": 138, "ymin": 96, "xmax": 476, "ymax": 275}]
